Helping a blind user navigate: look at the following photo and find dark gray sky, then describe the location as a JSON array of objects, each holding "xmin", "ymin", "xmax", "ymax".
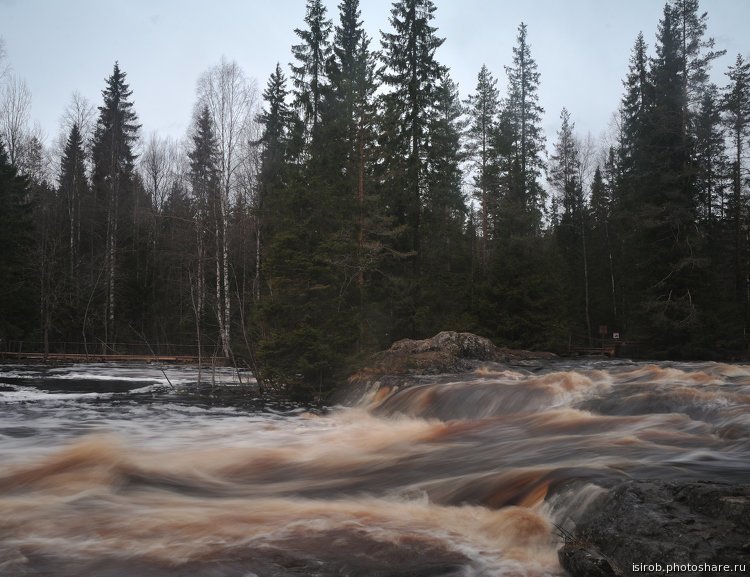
[{"xmin": 2, "ymin": 0, "xmax": 749, "ymax": 149}]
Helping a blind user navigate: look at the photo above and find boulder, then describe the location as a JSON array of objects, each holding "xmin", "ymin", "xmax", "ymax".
[
  {"xmin": 353, "ymin": 331, "xmax": 555, "ymax": 378},
  {"xmin": 558, "ymin": 480, "xmax": 750, "ymax": 577}
]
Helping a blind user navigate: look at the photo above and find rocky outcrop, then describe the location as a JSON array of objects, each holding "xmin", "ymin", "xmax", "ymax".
[
  {"xmin": 353, "ymin": 331, "xmax": 556, "ymax": 378},
  {"xmin": 558, "ymin": 480, "xmax": 750, "ymax": 577}
]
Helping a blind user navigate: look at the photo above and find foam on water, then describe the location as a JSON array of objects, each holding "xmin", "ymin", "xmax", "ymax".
[{"xmin": 0, "ymin": 359, "xmax": 748, "ymax": 576}]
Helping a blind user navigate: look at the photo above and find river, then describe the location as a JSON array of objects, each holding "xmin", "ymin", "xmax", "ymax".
[{"xmin": 0, "ymin": 360, "xmax": 748, "ymax": 576}]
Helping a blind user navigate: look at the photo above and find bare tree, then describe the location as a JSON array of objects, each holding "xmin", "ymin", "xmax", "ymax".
[
  {"xmin": 0, "ymin": 37, "xmax": 10, "ymax": 85},
  {"xmin": 61, "ymin": 91, "xmax": 95, "ymax": 165},
  {"xmin": 0, "ymin": 73, "xmax": 31, "ymax": 165},
  {"xmin": 141, "ymin": 132, "xmax": 180, "ymax": 214},
  {"xmin": 17, "ymin": 122, "xmax": 52, "ymax": 182},
  {"xmin": 576, "ymin": 131, "xmax": 598, "ymax": 193},
  {"xmin": 196, "ymin": 57, "xmax": 258, "ymax": 358}
]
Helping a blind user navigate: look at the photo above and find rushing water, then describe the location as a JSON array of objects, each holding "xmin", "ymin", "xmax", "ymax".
[{"xmin": 0, "ymin": 360, "xmax": 749, "ymax": 576}]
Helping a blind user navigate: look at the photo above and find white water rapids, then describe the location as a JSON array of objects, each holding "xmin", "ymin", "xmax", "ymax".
[{"xmin": 0, "ymin": 360, "xmax": 748, "ymax": 576}]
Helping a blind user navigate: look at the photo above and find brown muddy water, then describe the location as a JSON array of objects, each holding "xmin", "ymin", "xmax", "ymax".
[{"xmin": 0, "ymin": 360, "xmax": 748, "ymax": 576}]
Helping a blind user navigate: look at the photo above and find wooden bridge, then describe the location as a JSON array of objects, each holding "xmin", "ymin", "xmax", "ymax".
[
  {"xmin": 568, "ymin": 344, "xmax": 619, "ymax": 357},
  {"xmin": 0, "ymin": 351, "xmax": 223, "ymax": 364},
  {"xmin": 0, "ymin": 341, "xmax": 227, "ymax": 365}
]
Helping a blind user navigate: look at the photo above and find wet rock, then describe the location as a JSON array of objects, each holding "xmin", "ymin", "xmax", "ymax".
[
  {"xmin": 352, "ymin": 331, "xmax": 555, "ymax": 378},
  {"xmin": 559, "ymin": 480, "xmax": 750, "ymax": 577},
  {"xmin": 558, "ymin": 542, "xmax": 618, "ymax": 577}
]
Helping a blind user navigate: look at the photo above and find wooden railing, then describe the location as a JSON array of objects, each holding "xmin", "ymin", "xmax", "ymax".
[{"xmin": 0, "ymin": 341, "xmax": 226, "ymax": 364}]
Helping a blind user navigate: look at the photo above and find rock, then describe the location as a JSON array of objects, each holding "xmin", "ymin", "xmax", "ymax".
[
  {"xmin": 559, "ymin": 480, "xmax": 750, "ymax": 577},
  {"xmin": 558, "ymin": 542, "xmax": 618, "ymax": 577},
  {"xmin": 352, "ymin": 331, "xmax": 556, "ymax": 379}
]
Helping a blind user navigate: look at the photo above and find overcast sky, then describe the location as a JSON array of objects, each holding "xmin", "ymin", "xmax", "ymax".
[{"xmin": 2, "ymin": 0, "xmax": 750, "ymax": 154}]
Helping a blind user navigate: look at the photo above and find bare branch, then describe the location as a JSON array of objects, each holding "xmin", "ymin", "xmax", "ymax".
[{"xmin": 0, "ymin": 73, "xmax": 31, "ymax": 165}]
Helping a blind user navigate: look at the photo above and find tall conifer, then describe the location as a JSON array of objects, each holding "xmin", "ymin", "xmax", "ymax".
[
  {"xmin": 465, "ymin": 65, "xmax": 500, "ymax": 270},
  {"xmin": 503, "ymin": 23, "xmax": 546, "ymax": 234},
  {"xmin": 380, "ymin": 0, "xmax": 445, "ymax": 268},
  {"xmin": 291, "ymin": 0, "xmax": 332, "ymax": 143},
  {"xmin": 91, "ymin": 62, "xmax": 140, "ymax": 348}
]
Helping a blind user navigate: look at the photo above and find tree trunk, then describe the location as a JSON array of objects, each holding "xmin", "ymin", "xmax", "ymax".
[
  {"xmin": 581, "ymin": 215, "xmax": 592, "ymax": 345},
  {"xmin": 222, "ymin": 189, "xmax": 231, "ymax": 359}
]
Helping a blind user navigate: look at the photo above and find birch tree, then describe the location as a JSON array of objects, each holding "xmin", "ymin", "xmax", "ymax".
[
  {"xmin": 0, "ymin": 37, "xmax": 9, "ymax": 85},
  {"xmin": 196, "ymin": 57, "xmax": 257, "ymax": 358},
  {"xmin": 0, "ymin": 73, "xmax": 31, "ymax": 166}
]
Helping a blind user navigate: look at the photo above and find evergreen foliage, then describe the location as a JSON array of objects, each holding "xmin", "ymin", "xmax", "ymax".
[
  {"xmin": 90, "ymin": 62, "xmax": 141, "ymax": 348},
  {"xmin": 291, "ymin": 0, "xmax": 332, "ymax": 143},
  {"xmin": 379, "ymin": 0, "xmax": 445, "ymax": 266},
  {"xmin": 4, "ymin": 0, "xmax": 750, "ymax": 396},
  {"xmin": 503, "ymin": 22, "xmax": 546, "ymax": 235},
  {"xmin": 0, "ymin": 139, "xmax": 34, "ymax": 340},
  {"xmin": 465, "ymin": 65, "xmax": 501, "ymax": 271}
]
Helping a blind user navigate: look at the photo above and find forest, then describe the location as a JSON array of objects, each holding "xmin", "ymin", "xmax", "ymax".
[{"xmin": 1, "ymin": 0, "xmax": 749, "ymax": 397}]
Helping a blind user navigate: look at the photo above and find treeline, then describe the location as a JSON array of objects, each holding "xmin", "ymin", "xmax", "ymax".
[{"xmin": 1, "ymin": 0, "xmax": 749, "ymax": 396}]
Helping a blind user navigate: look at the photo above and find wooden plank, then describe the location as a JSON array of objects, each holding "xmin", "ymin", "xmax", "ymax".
[{"xmin": 0, "ymin": 352, "xmax": 226, "ymax": 364}]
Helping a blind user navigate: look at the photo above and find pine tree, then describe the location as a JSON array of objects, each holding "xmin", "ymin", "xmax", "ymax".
[{"xmin": 91, "ymin": 62, "xmax": 141, "ymax": 348}]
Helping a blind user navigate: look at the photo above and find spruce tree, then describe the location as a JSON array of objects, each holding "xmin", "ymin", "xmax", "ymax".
[
  {"xmin": 634, "ymin": 4, "xmax": 700, "ymax": 346},
  {"xmin": 722, "ymin": 54, "xmax": 750, "ymax": 330},
  {"xmin": 693, "ymin": 84, "xmax": 726, "ymax": 223},
  {"xmin": 471, "ymin": 22, "xmax": 564, "ymax": 350},
  {"xmin": 325, "ymin": 2, "xmax": 382, "ymax": 350},
  {"xmin": 668, "ymin": 0, "xmax": 725, "ymax": 123},
  {"xmin": 618, "ymin": 32, "xmax": 651, "ymax": 183},
  {"xmin": 548, "ymin": 108, "xmax": 582, "ymax": 224},
  {"xmin": 188, "ymin": 104, "xmax": 220, "ymax": 355},
  {"xmin": 256, "ymin": 64, "xmax": 294, "ymax": 299},
  {"xmin": 420, "ymin": 74, "xmax": 470, "ymax": 335},
  {"xmin": 380, "ymin": 0, "xmax": 445, "ymax": 271},
  {"xmin": 0, "ymin": 139, "xmax": 34, "ymax": 340},
  {"xmin": 503, "ymin": 22, "xmax": 546, "ymax": 234},
  {"xmin": 549, "ymin": 108, "xmax": 591, "ymax": 341},
  {"xmin": 465, "ymin": 65, "xmax": 500, "ymax": 270},
  {"xmin": 258, "ymin": 61, "xmax": 354, "ymax": 397},
  {"xmin": 587, "ymin": 165, "xmax": 619, "ymax": 334},
  {"xmin": 91, "ymin": 62, "xmax": 140, "ymax": 348},
  {"xmin": 258, "ymin": 64, "xmax": 293, "ymax": 210},
  {"xmin": 291, "ymin": 0, "xmax": 332, "ymax": 143},
  {"xmin": 58, "ymin": 122, "xmax": 87, "ymax": 289},
  {"xmin": 610, "ymin": 33, "xmax": 653, "ymax": 331}
]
